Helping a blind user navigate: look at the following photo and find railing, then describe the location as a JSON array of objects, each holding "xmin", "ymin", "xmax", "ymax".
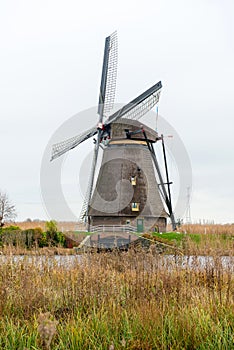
[{"xmin": 90, "ymin": 225, "xmax": 137, "ymax": 234}]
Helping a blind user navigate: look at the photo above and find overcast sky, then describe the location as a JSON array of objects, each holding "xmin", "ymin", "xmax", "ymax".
[{"xmin": 1, "ymin": 0, "xmax": 234, "ymax": 223}]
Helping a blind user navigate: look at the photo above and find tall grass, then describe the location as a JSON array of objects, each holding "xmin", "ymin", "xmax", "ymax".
[
  {"xmin": 0, "ymin": 249, "xmax": 233, "ymax": 349},
  {"xmin": 180, "ymin": 224, "xmax": 234, "ymax": 256},
  {"xmin": 181, "ymin": 223, "xmax": 234, "ymax": 235},
  {"xmin": 150, "ymin": 228, "xmax": 233, "ymax": 256}
]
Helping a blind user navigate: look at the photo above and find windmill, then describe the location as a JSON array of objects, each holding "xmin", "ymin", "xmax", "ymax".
[{"xmin": 51, "ymin": 31, "xmax": 176, "ymax": 232}]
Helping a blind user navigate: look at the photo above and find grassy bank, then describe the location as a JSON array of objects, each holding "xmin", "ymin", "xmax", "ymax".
[
  {"xmin": 149, "ymin": 227, "xmax": 233, "ymax": 256},
  {"xmin": 0, "ymin": 230, "xmax": 233, "ymax": 256},
  {"xmin": 1, "ymin": 223, "xmax": 232, "ymax": 255},
  {"xmin": 0, "ymin": 250, "xmax": 233, "ymax": 349}
]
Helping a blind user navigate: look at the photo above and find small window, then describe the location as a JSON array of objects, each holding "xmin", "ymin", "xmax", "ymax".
[
  {"xmin": 132, "ymin": 202, "xmax": 140, "ymax": 211},
  {"xmin": 126, "ymin": 219, "xmax": 131, "ymax": 224},
  {"xmin": 131, "ymin": 176, "xmax": 136, "ymax": 186}
]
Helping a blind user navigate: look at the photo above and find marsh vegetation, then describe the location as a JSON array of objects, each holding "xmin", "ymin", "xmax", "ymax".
[{"xmin": 0, "ymin": 240, "xmax": 233, "ymax": 349}]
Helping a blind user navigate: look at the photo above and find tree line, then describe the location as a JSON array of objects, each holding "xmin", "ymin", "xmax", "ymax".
[
  {"xmin": 0, "ymin": 189, "xmax": 67, "ymax": 248},
  {"xmin": 0, "ymin": 221, "xmax": 66, "ymax": 248}
]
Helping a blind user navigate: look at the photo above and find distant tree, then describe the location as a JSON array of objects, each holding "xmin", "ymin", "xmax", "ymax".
[
  {"xmin": 0, "ymin": 191, "xmax": 17, "ymax": 227},
  {"xmin": 45, "ymin": 220, "xmax": 65, "ymax": 247}
]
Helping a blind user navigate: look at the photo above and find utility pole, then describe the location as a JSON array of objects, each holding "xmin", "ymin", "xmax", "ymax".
[{"xmin": 185, "ymin": 186, "xmax": 192, "ymax": 223}]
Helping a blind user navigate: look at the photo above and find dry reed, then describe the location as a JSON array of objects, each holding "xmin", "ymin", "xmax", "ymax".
[{"xmin": 0, "ymin": 248, "xmax": 233, "ymax": 349}]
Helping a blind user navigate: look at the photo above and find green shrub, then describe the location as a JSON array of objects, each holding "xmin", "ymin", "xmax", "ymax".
[
  {"xmin": 1, "ymin": 225, "xmax": 21, "ymax": 232},
  {"xmin": 38, "ymin": 231, "xmax": 48, "ymax": 247},
  {"xmin": 45, "ymin": 220, "xmax": 65, "ymax": 247}
]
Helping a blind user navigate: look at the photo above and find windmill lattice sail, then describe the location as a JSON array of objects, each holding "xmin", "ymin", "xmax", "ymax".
[
  {"xmin": 98, "ymin": 31, "xmax": 118, "ymax": 118},
  {"xmin": 78, "ymin": 145, "xmax": 101, "ymax": 221},
  {"xmin": 51, "ymin": 126, "xmax": 97, "ymax": 161},
  {"xmin": 105, "ymin": 81, "xmax": 162, "ymax": 124}
]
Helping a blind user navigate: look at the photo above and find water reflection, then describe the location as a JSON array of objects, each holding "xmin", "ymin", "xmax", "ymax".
[{"xmin": 0, "ymin": 254, "xmax": 232, "ymax": 271}]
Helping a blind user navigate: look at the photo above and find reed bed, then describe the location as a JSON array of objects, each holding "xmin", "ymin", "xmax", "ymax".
[
  {"xmin": 0, "ymin": 249, "xmax": 233, "ymax": 349},
  {"xmin": 149, "ymin": 227, "xmax": 233, "ymax": 256},
  {"xmin": 181, "ymin": 223, "xmax": 234, "ymax": 235},
  {"xmin": 178, "ymin": 224, "xmax": 234, "ymax": 256},
  {"xmin": 181, "ymin": 235, "xmax": 233, "ymax": 256},
  {"xmin": 0, "ymin": 245, "xmax": 74, "ymax": 256}
]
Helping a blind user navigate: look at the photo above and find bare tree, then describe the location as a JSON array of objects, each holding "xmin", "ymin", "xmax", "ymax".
[{"xmin": 0, "ymin": 191, "xmax": 17, "ymax": 227}]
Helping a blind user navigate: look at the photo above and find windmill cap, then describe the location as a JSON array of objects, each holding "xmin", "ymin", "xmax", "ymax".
[{"xmin": 111, "ymin": 118, "xmax": 158, "ymax": 142}]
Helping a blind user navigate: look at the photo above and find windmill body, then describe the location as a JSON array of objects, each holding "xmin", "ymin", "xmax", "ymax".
[
  {"xmin": 89, "ymin": 119, "xmax": 168, "ymax": 232},
  {"xmin": 51, "ymin": 32, "xmax": 177, "ymax": 232}
]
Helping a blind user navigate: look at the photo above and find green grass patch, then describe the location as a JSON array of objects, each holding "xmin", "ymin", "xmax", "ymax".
[
  {"xmin": 152, "ymin": 232, "xmax": 203, "ymax": 245},
  {"xmin": 152, "ymin": 231, "xmax": 185, "ymax": 243},
  {"xmin": 188, "ymin": 233, "xmax": 201, "ymax": 244}
]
